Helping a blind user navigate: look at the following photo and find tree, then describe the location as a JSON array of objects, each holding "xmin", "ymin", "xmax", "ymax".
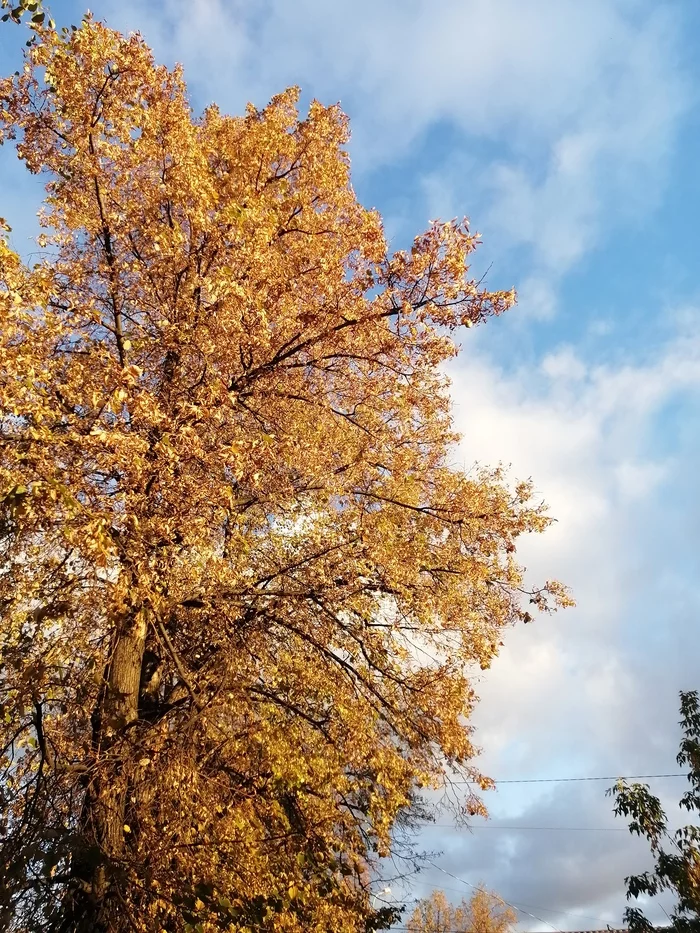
[
  {"xmin": 609, "ymin": 690, "xmax": 700, "ymax": 933},
  {"xmin": 0, "ymin": 17, "xmax": 571, "ymax": 933},
  {"xmin": 408, "ymin": 887, "xmax": 518, "ymax": 933}
]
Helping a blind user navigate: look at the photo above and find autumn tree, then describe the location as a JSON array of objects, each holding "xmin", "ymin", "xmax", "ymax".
[
  {"xmin": 609, "ymin": 690, "xmax": 700, "ymax": 933},
  {"xmin": 0, "ymin": 15, "xmax": 570, "ymax": 933},
  {"xmin": 408, "ymin": 887, "xmax": 517, "ymax": 933}
]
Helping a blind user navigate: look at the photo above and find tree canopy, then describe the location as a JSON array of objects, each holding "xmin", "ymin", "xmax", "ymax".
[{"xmin": 0, "ymin": 16, "xmax": 570, "ymax": 932}]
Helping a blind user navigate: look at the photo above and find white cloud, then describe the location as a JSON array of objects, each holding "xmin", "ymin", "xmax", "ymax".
[
  {"xmin": 614, "ymin": 459, "xmax": 669, "ymax": 500},
  {"xmin": 104, "ymin": 1, "xmax": 685, "ymax": 156},
  {"xmin": 541, "ymin": 347, "xmax": 587, "ymax": 382},
  {"xmin": 94, "ymin": 0, "xmax": 688, "ymax": 329},
  {"xmin": 410, "ymin": 324, "xmax": 700, "ymax": 923}
]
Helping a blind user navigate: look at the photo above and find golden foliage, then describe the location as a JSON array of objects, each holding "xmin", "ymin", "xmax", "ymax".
[
  {"xmin": 408, "ymin": 887, "xmax": 518, "ymax": 933},
  {"xmin": 0, "ymin": 17, "xmax": 571, "ymax": 932}
]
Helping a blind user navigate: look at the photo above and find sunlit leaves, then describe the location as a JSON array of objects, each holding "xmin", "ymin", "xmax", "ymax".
[
  {"xmin": 408, "ymin": 887, "xmax": 517, "ymax": 933},
  {"xmin": 0, "ymin": 18, "xmax": 569, "ymax": 932}
]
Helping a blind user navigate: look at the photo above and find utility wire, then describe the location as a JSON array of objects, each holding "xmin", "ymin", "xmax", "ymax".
[
  {"xmin": 422, "ymin": 823, "xmax": 627, "ymax": 831},
  {"xmin": 451, "ymin": 772, "xmax": 688, "ymax": 785},
  {"xmin": 382, "ymin": 774, "xmax": 686, "ymax": 928}
]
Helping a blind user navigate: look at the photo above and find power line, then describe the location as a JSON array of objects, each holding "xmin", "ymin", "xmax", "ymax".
[
  {"xmin": 422, "ymin": 823, "xmax": 628, "ymax": 831},
  {"xmin": 382, "ymin": 774, "xmax": 689, "ymax": 928},
  {"xmin": 451, "ymin": 772, "xmax": 688, "ymax": 785},
  {"xmin": 496, "ymin": 773, "xmax": 687, "ymax": 784}
]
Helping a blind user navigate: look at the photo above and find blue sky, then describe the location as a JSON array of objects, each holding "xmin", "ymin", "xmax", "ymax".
[{"xmin": 2, "ymin": 1, "xmax": 700, "ymax": 928}]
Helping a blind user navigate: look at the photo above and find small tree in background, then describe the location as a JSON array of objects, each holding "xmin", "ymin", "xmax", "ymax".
[
  {"xmin": 408, "ymin": 886, "xmax": 517, "ymax": 933},
  {"xmin": 609, "ymin": 690, "xmax": 700, "ymax": 933}
]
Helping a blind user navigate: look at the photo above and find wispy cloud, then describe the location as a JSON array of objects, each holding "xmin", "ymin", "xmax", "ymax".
[
  {"xmin": 415, "ymin": 4, "xmax": 688, "ymax": 317},
  {"xmin": 92, "ymin": 1, "xmax": 685, "ymax": 314},
  {"xmin": 421, "ymin": 320, "xmax": 700, "ymax": 925}
]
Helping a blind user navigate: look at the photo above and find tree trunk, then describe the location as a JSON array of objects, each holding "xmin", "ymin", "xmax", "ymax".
[{"xmin": 66, "ymin": 610, "xmax": 147, "ymax": 930}]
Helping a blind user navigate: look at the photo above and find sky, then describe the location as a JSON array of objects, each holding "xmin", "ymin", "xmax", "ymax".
[{"xmin": 2, "ymin": 1, "xmax": 700, "ymax": 929}]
